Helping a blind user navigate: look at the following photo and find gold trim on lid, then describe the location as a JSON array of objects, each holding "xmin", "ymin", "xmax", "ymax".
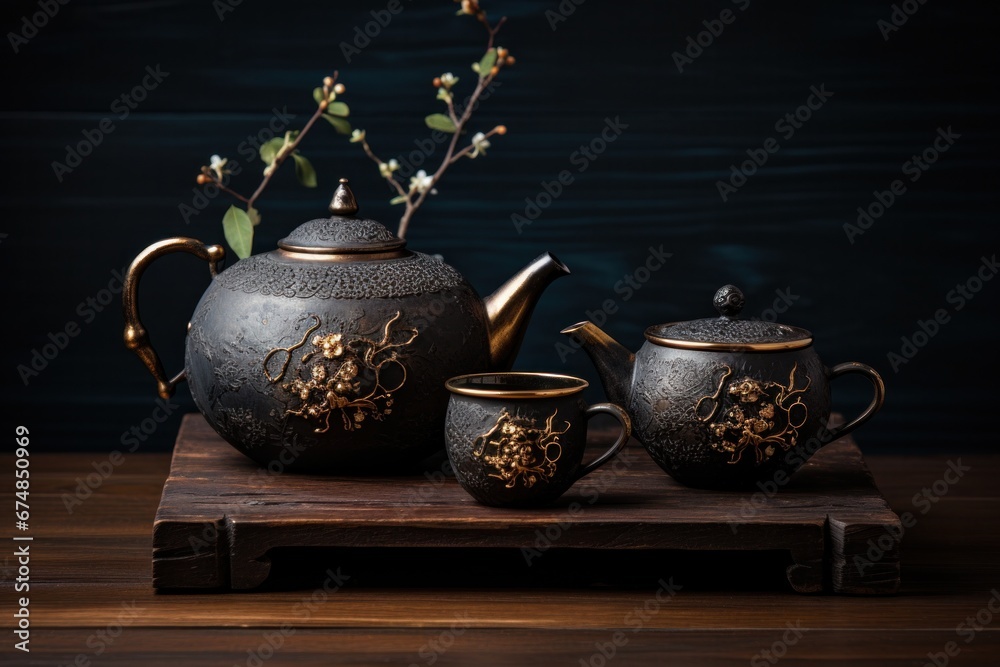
[
  {"xmin": 446, "ymin": 372, "xmax": 589, "ymax": 399},
  {"xmin": 275, "ymin": 247, "xmax": 409, "ymax": 261},
  {"xmin": 643, "ymin": 327, "xmax": 813, "ymax": 352}
]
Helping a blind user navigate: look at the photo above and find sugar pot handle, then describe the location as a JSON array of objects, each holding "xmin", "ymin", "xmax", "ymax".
[
  {"xmin": 826, "ymin": 362, "xmax": 886, "ymax": 443},
  {"xmin": 122, "ymin": 238, "xmax": 225, "ymax": 399}
]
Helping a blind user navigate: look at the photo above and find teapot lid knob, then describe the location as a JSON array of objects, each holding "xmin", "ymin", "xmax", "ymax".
[
  {"xmin": 713, "ymin": 284, "xmax": 745, "ymax": 318},
  {"xmin": 329, "ymin": 178, "xmax": 359, "ymax": 216}
]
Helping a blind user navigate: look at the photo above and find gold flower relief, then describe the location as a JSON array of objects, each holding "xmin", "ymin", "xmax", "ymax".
[
  {"xmin": 695, "ymin": 363, "xmax": 811, "ymax": 464},
  {"xmin": 264, "ymin": 312, "xmax": 418, "ymax": 433},
  {"xmin": 473, "ymin": 409, "xmax": 569, "ymax": 488}
]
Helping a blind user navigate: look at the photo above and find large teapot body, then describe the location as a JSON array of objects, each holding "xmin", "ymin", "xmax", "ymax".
[
  {"xmin": 124, "ymin": 181, "xmax": 569, "ymax": 472},
  {"xmin": 186, "ymin": 249, "xmax": 491, "ymax": 471}
]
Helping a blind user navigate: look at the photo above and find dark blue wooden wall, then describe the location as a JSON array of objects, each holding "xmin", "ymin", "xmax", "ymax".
[{"xmin": 2, "ymin": 0, "xmax": 997, "ymax": 452}]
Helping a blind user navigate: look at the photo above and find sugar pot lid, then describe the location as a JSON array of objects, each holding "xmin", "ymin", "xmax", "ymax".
[{"xmin": 644, "ymin": 285, "xmax": 813, "ymax": 352}]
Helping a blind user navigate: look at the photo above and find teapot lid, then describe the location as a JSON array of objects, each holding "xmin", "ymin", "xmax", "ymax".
[
  {"xmin": 644, "ymin": 285, "xmax": 813, "ymax": 352},
  {"xmin": 278, "ymin": 179, "xmax": 407, "ymax": 255}
]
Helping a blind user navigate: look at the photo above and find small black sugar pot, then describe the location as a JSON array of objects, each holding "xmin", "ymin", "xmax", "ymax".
[{"xmin": 562, "ymin": 285, "xmax": 885, "ymax": 489}]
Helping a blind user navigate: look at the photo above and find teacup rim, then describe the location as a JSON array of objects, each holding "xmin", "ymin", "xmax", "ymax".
[{"xmin": 445, "ymin": 372, "xmax": 589, "ymax": 399}]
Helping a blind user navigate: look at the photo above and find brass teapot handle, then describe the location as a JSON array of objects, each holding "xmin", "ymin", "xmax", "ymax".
[{"xmin": 122, "ymin": 238, "xmax": 225, "ymax": 399}]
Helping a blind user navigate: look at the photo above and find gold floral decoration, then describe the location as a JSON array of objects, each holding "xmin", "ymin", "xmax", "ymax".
[
  {"xmin": 264, "ymin": 312, "xmax": 418, "ymax": 433},
  {"xmin": 473, "ymin": 409, "xmax": 569, "ymax": 488},
  {"xmin": 695, "ymin": 363, "xmax": 811, "ymax": 464}
]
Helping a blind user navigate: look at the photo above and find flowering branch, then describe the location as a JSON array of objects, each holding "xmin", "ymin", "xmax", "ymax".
[
  {"xmin": 194, "ymin": 72, "xmax": 353, "ymax": 259},
  {"xmin": 351, "ymin": 0, "xmax": 515, "ymax": 239},
  {"xmin": 188, "ymin": 0, "xmax": 518, "ymax": 256}
]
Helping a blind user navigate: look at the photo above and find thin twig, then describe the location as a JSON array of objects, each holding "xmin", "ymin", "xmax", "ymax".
[
  {"xmin": 447, "ymin": 125, "xmax": 504, "ymax": 164},
  {"xmin": 485, "ymin": 16, "xmax": 506, "ymax": 48},
  {"xmin": 204, "ymin": 72, "xmax": 341, "ymax": 214},
  {"xmin": 215, "ymin": 181, "xmax": 251, "ymax": 204},
  {"xmin": 395, "ymin": 14, "xmax": 507, "ymax": 239},
  {"xmin": 247, "ymin": 72, "xmax": 339, "ymax": 211},
  {"xmin": 359, "ymin": 138, "xmax": 409, "ymax": 198}
]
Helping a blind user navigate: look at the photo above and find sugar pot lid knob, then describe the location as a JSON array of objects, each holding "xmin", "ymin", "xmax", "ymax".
[{"xmin": 713, "ymin": 284, "xmax": 745, "ymax": 319}]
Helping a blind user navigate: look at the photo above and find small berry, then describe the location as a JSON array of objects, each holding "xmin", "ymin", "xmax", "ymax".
[
  {"xmin": 196, "ymin": 174, "xmax": 211, "ymax": 185},
  {"xmin": 495, "ymin": 125, "xmax": 507, "ymax": 135},
  {"xmin": 489, "ymin": 66, "xmax": 499, "ymax": 77},
  {"xmin": 323, "ymin": 76, "xmax": 334, "ymax": 88},
  {"xmin": 333, "ymin": 83, "xmax": 345, "ymax": 94},
  {"xmin": 505, "ymin": 56, "xmax": 516, "ymax": 66},
  {"xmin": 497, "ymin": 47, "xmax": 508, "ymax": 59},
  {"xmin": 433, "ymin": 77, "xmax": 442, "ymax": 88}
]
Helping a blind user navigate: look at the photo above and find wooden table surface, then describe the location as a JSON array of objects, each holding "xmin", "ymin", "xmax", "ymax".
[{"xmin": 4, "ymin": 443, "xmax": 999, "ymax": 666}]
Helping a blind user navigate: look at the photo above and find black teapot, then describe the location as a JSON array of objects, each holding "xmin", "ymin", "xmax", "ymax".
[
  {"xmin": 563, "ymin": 285, "xmax": 885, "ymax": 489},
  {"xmin": 123, "ymin": 180, "xmax": 569, "ymax": 472}
]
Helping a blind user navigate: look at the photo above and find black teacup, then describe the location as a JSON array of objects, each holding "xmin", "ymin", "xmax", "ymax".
[{"xmin": 444, "ymin": 372, "xmax": 631, "ymax": 507}]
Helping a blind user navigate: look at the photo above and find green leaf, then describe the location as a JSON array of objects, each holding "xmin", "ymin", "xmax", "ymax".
[
  {"xmin": 222, "ymin": 206, "xmax": 254, "ymax": 259},
  {"xmin": 322, "ymin": 114, "xmax": 352, "ymax": 135},
  {"xmin": 247, "ymin": 206, "xmax": 262, "ymax": 227},
  {"xmin": 292, "ymin": 153, "xmax": 317, "ymax": 188},
  {"xmin": 425, "ymin": 113, "xmax": 457, "ymax": 134},
  {"xmin": 313, "ymin": 87, "xmax": 324, "ymax": 105},
  {"xmin": 477, "ymin": 49, "xmax": 497, "ymax": 77},
  {"xmin": 328, "ymin": 101, "xmax": 350, "ymax": 117},
  {"xmin": 259, "ymin": 137, "xmax": 285, "ymax": 165},
  {"xmin": 389, "ymin": 195, "xmax": 408, "ymax": 205}
]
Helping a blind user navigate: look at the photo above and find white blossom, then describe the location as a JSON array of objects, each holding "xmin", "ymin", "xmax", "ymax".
[
  {"xmin": 379, "ymin": 159, "xmax": 400, "ymax": 179},
  {"xmin": 209, "ymin": 154, "xmax": 228, "ymax": 179},
  {"xmin": 409, "ymin": 169, "xmax": 438, "ymax": 195},
  {"xmin": 469, "ymin": 132, "xmax": 491, "ymax": 158}
]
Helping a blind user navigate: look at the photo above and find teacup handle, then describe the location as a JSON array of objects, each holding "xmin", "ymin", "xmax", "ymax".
[
  {"xmin": 575, "ymin": 403, "xmax": 633, "ymax": 481},
  {"xmin": 826, "ymin": 362, "xmax": 886, "ymax": 442}
]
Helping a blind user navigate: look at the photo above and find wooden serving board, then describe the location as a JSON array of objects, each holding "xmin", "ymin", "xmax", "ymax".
[{"xmin": 153, "ymin": 414, "xmax": 901, "ymax": 594}]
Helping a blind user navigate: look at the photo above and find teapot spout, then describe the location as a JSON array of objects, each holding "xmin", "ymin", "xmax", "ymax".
[
  {"xmin": 484, "ymin": 252, "xmax": 571, "ymax": 369},
  {"xmin": 560, "ymin": 321, "xmax": 635, "ymax": 406}
]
